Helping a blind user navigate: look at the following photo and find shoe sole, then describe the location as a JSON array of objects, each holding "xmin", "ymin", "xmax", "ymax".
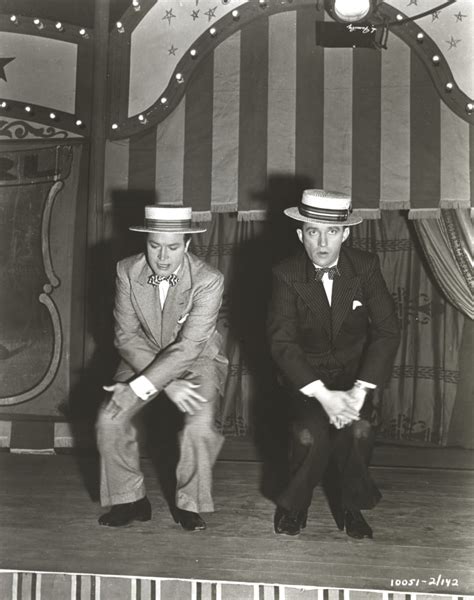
[{"xmin": 98, "ymin": 514, "xmax": 151, "ymax": 527}]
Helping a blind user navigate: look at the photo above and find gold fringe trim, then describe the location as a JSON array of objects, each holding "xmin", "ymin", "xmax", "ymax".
[
  {"xmin": 439, "ymin": 199, "xmax": 471, "ymax": 210},
  {"xmin": 408, "ymin": 208, "xmax": 441, "ymax": 220},
  {"xmin": 352, "ymin": 208, "xmax": 381, "ymax": 220},
  {"xmin": 237, "ymin": 210, "xmax": 268, "ymax": 221},
  {"xmin": 379, "ymin": 200, "xmax": 410, "ymax": 210},
  {"xmin": 192, "ymin": 211, "xmax": 212, "ymax": 222},
  {"xmin": 211, "ymin": 202, "xmax": 238, "ymax": 213}
]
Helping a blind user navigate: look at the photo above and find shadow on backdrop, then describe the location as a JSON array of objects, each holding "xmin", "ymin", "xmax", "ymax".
[
  {"xmin": 226, "ymin": 175, "xmax": 312, "ymax": 502},
  {"xmin": 63, "ymin": 190, "xmax": 151, "ymax": 502}
]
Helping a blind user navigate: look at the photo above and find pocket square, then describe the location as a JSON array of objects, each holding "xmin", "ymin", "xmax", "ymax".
[
  {"xmin": 177, "ymin": 313, "xmax": 190, "ymax": 324},
  {"xmin": 352, "ymin": 300, "xmax": 362, "ymax": 310}
]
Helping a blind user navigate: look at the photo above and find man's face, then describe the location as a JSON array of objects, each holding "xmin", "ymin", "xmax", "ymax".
[
  {"xmin": 297, "ymin": 222, "xmax": 350, "ymax": 267},
  {"xmin": 146, "ymin": 232, "xmax": 190, "ymax": 277}
]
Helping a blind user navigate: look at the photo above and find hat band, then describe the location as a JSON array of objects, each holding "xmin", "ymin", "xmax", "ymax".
[
  {"xmin": 145, "ymin": 218, "xmax": 192, "ymax": 230},
  {"xmin": 298, "ymin": 204, "xmax": 351, "ymax": 222}
]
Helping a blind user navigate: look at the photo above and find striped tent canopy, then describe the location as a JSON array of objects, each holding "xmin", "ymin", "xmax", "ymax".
[{"xmin": 105, "ymin": 0, "xmax": 474, "ymax": 220}]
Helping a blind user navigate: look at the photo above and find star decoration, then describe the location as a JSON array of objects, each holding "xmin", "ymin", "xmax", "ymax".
[
  {"xmin": 454, "ymin": 11, "xmax": 467, "ymax": 22},
  {"xmin": 205, "ymin": 6, "xmax": 217, "ymax": 21},
  {"xmin": 407, "ymin": 0, "xmax": 418, "ymax": 5},
  {"xmin": 162, "ymin": 9, "xmax": 176, "ymax": 26},
  {"xmin": 168, "ymin": 45, "xmax": 178, "ymax": 56},
  {"xmin": 191, "ymin": 9, "xmax": 200, "ymax": 20},
  {"xmin": 0, "ymin": 57, "xmax": 15, "ymax": 82},
  {"xmin": 431, "ymin": 11, "xmax": 440, "ymax": 21},
  {"xmin": 446, "ymin": 36, "xmax": 461, "ymax": 50}
]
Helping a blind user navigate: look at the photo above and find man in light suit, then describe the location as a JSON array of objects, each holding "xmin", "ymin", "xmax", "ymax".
[
  {"xmin": 268, "ymin": 189, "xmax": 400, "ymax": 539},
  {"xmin": 96, "ymin": 205, "xmax": 228, "ymax": 532}
]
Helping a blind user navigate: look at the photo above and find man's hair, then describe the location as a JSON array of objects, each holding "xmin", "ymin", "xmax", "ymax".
[{"xmin": 146, "ymin": 232, "xmax": 192, "ymax": 244}]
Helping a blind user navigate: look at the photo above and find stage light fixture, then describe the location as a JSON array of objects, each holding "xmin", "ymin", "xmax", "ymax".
[{"xmin": 324, "ymin": 0, "xmax": 375, "ymax": 24}]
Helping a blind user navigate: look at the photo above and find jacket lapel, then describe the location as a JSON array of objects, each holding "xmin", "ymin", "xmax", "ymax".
[
  {"xmin": 331, "ymin": 250, "xmax": 360, "ymax": 340},
  {"xmin": 161, "ymin": 254, "xmax": 192, "ymax": 348},
  {"xmin": 293, "ymin": 254, "xmax": 332, "ymax": 339},
  {"xmin": 133, "ymin": 260, "xmax": 162, "ymax": 347}
]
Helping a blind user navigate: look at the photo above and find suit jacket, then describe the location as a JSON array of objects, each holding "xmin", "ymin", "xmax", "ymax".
[
  {"xmin": 268, "ymin": 246, "xmax": 400, "ymax": 392},
  {"xmin": 113, "ymin": 251, "xmax": 228, "ymax": 394}
]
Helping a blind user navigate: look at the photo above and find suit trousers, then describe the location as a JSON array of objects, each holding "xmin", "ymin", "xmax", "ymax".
[
  {"xmin": 96, "ymin": 376, "xmax": 224, "ymax": 513},
  {"xmin": 277, "ymin": 393, "xmax": 381, "ymax": 513}
]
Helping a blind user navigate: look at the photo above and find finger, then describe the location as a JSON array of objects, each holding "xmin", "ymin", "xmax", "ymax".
[
  {"xmin": 179, "ymin": 399, "xmax": 196, "ymax": 415},
  {"xmin": 183, "ymin": 396, "xmax": 206, "ymax": 413},
  {"xmin": 177, "ymin": 401, "xmax": 189, "ymax": 414},
  {"xmin": 187, "ymin": 391, "xmax": 207, "ymax": 403},
  {"xmin": 103, "ymin": 385, "xmax": 115, "ymax": 392},
  {"xmin": 342, "ymin": 407, "xmax": 360, "ymax": 418},
  {"xmin": 105, "ymin": 402, "xmax": 120, "ymax": 420},
  {"xmin": 104, "ymin": 400, "xmax": 116, "ymax": 414}
]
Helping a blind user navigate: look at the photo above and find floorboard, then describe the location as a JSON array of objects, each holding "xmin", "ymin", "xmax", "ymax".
[{"xmin": 0, "ymin": 455, "xmax": 473, "ymax": 595}]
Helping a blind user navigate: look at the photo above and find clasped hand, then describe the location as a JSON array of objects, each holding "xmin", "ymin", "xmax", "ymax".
[{"xmin": 314, "ymin": 387, "xmax": 365, "ymax": 429}]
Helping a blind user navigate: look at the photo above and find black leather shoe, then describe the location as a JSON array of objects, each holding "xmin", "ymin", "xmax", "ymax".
[
  {"xmin": 344, "ymin": 509, "xmax": 373, "ymax": 539},
  {"xmin": 175, "ymin": 509, "xmax": 206, "ymax": 531},
  {"xmin": 274, "ymin": 507, "xmax": 307, "ymax": 536},
  {"xmin": 98, "ymin": 496, "xmax": 152, "ymax": 527}
]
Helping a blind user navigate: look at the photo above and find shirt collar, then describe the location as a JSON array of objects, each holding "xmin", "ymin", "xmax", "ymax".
[{"xmin": 313, "ymin": 259, "xmax": 339, "ymax": 270}]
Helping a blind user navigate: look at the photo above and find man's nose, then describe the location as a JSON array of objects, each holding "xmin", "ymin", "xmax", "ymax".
[
  {"xmin": 158, "ymin": 247, "xmax": 167, "ymax": 260},
  {"xmin": 318, "ymin": 234, "xmax": 328, "ymax": 247}
]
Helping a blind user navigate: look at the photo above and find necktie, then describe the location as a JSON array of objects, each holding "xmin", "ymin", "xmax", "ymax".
[
  {"xmin": 147, "ymin": 273, "xmax": 179, "ymax": 287},
  {"xmin": 314, "ymin": 265, "xmax": 340, "ymax": 282}
]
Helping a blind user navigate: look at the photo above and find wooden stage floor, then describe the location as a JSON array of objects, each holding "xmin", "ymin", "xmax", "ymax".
[{"xmin": 0, "ymin": 453, "xmax": 473, "ymax": 596}]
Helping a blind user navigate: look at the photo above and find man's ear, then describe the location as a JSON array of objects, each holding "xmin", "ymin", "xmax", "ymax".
[
  {"xmin": 342, "ymin": 227, "xmax": 350, "ymax": 243},
  {"xmin": 296, "ymin": 228, "xmax": 303, "ymax": 244},
  {"xmin": 185, "ymin": 238, "xmax": 191, "ymax": 252}
]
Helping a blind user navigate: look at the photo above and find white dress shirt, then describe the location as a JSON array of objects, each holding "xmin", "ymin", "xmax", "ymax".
[
  {"xmin": 129, "ymin": 264, "xmax": 182, "ymax": 401},
  {"xmin": 299, "ymin": 259, "xmax": 376, "ymax": 398}
]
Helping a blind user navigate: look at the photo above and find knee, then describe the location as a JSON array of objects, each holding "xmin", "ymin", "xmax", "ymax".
[
  {"xmin": 297, "ymin": 427, "xmax": 314, "ymax": 446},
  {"xmin": 351, "ymin": 419, "xmax": 372, "ymax": 440},
  {"xmin": 96, "ymin": 406, "xmax": 127, "ymax": 437},
  {"xmin": 292, "ymin": 420, "xmax": 327, "ymax": 448}
]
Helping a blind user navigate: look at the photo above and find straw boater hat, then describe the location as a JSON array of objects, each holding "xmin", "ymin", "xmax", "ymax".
[
  {"xmin": 129, "ymin": 205, "xmax": 207, "ymax": 234},
  {"xmin": 284, "ymin": 189, "xmax": 362, "ymax": 226}
]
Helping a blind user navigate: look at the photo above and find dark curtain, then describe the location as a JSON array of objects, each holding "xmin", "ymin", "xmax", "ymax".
[{"xmin": 191, "ymin": 210, "xmax": 467, "ymax": 447}]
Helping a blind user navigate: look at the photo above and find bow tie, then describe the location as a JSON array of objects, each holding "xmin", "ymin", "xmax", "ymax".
[
  {"xmin": 147, "ymin": 273, "xmax": 179, "ymax": 287},
  {"xmin": 314, "ymin": 265, "xmax": 340, "ymax": 282}
]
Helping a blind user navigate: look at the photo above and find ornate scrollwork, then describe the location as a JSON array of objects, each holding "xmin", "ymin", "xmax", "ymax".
[
  {"xmin": 0, "ymin": 180, "xmax": 64, "ymax": 405},
  {"xmin": 0, "ymin": 119, "xmax": 69, "ymax": 140}
]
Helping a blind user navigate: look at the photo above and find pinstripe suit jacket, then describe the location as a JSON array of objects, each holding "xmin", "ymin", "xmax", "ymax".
[
  {"xmin": 113, "ymin": 251, "xmax": 228, "ymax": 394},
  {"xmin": 268, "ymin": 246, "xmax": 400, "ymax": 392}
]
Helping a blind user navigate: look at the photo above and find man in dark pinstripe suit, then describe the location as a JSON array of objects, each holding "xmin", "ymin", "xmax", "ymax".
[{"xmin": 268, "ymin": 189, "xmax": 400, "ymax": 539}]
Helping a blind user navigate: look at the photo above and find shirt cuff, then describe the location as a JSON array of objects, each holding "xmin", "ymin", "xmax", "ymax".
[
  {"xmin": 300, "ymin": 379, "xmax": 325, "ymax": 397},
  {"xmin": 355, "ymin": 379, "xmax": 377, "ymax": 390},
  {"xmin": 129, "ymin": 375, "xmax": 158, "ymax": 401}
]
